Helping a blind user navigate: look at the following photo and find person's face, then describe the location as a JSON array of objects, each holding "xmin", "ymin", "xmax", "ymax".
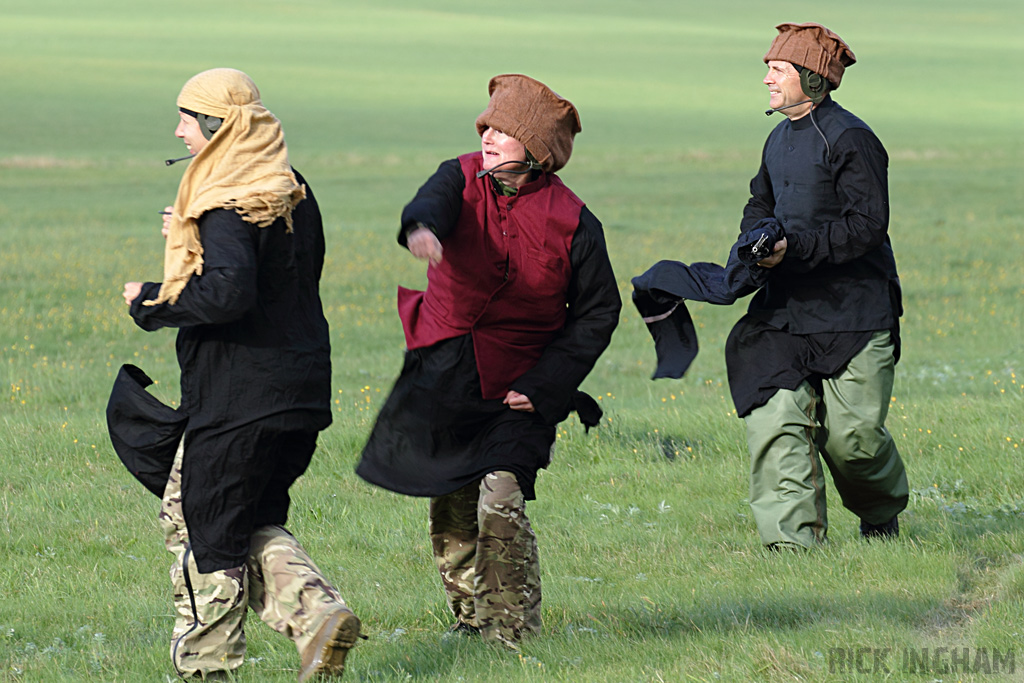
[
  {"xmin": 175, "ymin": 112, "xmax": 209, "ymax": 156},
  {"xmin": 480, "ymin": 127, "xmax": 529, "ymax": 188},
  {"xmin": 764, "ymin": 60, "xmax": 812, "ymax": 120}
]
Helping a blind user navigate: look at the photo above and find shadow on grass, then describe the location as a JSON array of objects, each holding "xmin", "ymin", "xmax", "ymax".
[
  {"xmin": 614, "ymin": 427, "xmax": 727, "ymax": 463},
  {"xmin": 353, "ymin": 631, "xmax": 521, "ymax": 680},
  {"xmin": 348, "ymin": 593, "xmax": 953, "ymax": 680},
  {"xmin": 557, "ymin": 591, "xmax": 948, "ymax": 640}
]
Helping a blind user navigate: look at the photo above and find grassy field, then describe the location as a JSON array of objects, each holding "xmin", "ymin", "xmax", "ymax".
[{"xmin": 2, "ymin": 0, "xmax": 1022, "ymax": 681}]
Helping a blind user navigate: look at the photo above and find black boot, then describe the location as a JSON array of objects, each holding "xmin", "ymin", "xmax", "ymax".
[{"xmin": 860, "ymin": 516, "xmax": 899, "ymax": 540}]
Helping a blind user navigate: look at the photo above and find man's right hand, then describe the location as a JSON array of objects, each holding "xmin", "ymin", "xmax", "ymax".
[
  {"xmin": 123, "ymin": 282, "xmax": 143, "ymax": 306},
  {"xmin": 407, "ymin": 226, "xmax": 443, "ymax": 266}
]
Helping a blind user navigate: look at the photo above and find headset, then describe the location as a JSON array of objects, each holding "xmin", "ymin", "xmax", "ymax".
[
  {"xmin": 196, "ymin": 113, "xmax": 222, "ymax": 140},
  {"xmin": 765, "ymin": 65, "xmax": 831, "ymax": 116},
  {"xmin": 179, "ymin": 107, "xmax": 223, "ymax": 140},
  {"xmin": 475, "ymin": 150, "xmax": 543, "ymax": 179},
  {"xmin": 762, "ymin": 65, "xmax": 834, "ymax": 159},
  {"xmin": 798, "ymin": 67, "xmax": 830, "ymax": 105},
  {"xmin": 475, "ymin": 158, "xmax": 542, "ymax": 179},
  {"xmin": 166, "ymin": 108, "xmax": 223, "ymax": 165}
]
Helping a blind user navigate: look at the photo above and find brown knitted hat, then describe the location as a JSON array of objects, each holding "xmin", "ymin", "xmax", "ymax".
[
  {"xmin": 763, "ymin": 22, "xmax": 856, "ymax": 90},
  {"xmin": 475, "ymin": 74, "xmax": 581, "ymax": 173}
]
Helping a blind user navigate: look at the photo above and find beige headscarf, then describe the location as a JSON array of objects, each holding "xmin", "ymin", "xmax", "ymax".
[{"xmin": 145, "ymin": 68, "xmax": 305, "ymax": 306}]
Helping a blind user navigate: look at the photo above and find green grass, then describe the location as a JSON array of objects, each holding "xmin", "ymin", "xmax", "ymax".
[{"xmin": 2, "ymin": 0, "xmax": 1023, "ymax": 681}]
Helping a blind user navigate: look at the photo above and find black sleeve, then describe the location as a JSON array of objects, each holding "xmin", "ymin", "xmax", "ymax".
[
  {"xmin": 780, "ymin": 128, "xmax": 890, "ymax": 271},
  {"xmin": 739, "ymin": 140, "xmax": 776, "ymax": 235},
  {"xmin": 398, "ymin": 158, "xmax": 465, "ymax": 246},
  {"xmin": 129, "ymin": 209, "xmax": 259, "ymax": 331},
  {"xmin": 509, "ymin": 206, "xmax": 622, "ymax": 424}
]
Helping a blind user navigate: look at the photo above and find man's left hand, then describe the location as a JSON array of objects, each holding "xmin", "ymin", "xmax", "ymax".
[
  {"xmin": 757, "ymin": 237, "xmax": 788, "ymax": 268},
  {"xmin": 504, "ymin": 390, "xmax": 535, "ymax": 412}
]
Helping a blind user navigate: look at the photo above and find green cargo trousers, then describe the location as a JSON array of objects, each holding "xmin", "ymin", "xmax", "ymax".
[
  {"xmin": 160, "ymin": 443, "xmax": 353, "ymax": 678},
  {"xmin": 429, "ymin": 471, "xmax": 542, "ymax": 648},
  {"xmin": 744, "ymin": 331, "xmax": 908, "ymax": 548}
]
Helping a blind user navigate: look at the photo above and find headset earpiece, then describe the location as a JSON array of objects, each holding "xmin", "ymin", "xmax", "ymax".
[
  {"xmin": 798, "ymin": 68, "xmax": 829, "ymax": 105},
  {"xmin": 196, "ymin": 113, "xmax": 223, "ymax": 140}
]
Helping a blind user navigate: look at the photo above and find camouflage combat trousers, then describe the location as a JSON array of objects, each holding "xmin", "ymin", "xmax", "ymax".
[
  {"xmin": 429, "ymin": 471, "xmax": 541, "ymax": 646},
  {"xmin": 161, "ymin": 442, "xmax": 352, "ymax": 677}
]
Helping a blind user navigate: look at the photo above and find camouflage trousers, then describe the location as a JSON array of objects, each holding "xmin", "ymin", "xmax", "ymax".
[
  {"xmin": 161, "ymin": 442, "xmax": 351, "ymax": 677},
  {"xmin": 429, "ymin": 471, "xmax": 541, "ymax": 646}
]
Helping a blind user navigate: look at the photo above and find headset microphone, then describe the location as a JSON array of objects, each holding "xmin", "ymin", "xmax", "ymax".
[
  {"xmin": 765, "ymin": 67, "xmax": 830, "ymax": 116},
  {"xmin": 165, "ymin": 154, "xmax": 196, "ymax": 166},
  {"xmin": 765, "ymin": 99, "xmax": 813, "ymax": 116},
  {"xmin": 476, "ymin": 158, "xmax": 541, "ymax": 179}
]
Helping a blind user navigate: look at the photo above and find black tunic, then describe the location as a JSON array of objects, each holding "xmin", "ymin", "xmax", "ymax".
[
  {"xmin": 739, "ymin": 98, "xmax": 900, "ymax": 335},
  {"xmin": 127, "ymin": 170, "xmax": 332, "ymax": 572},
  {"xmin": 727, "ymin": 98, "xmax": 902, "ymax": 417}
]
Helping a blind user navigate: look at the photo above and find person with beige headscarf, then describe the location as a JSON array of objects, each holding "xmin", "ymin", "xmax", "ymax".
[
  {"xmin": 724, "ymin": 23, "xmax": 908, "ymax": 550},
  {"xmin": 119, "ymin": 68, "xmax": 360, "ymax": 681},
  {"xmin": 356, "ymin": 74, "xmax": 620, "ymax": 648}
]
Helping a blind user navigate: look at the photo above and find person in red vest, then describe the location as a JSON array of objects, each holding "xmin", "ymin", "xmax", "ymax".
[{"xmin": 356, "ymin": 74, "xmax": 620, "ymax": 648}]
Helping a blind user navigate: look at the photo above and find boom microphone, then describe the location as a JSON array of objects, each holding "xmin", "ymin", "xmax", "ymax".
[
  {"xmin": 476, "ymin": 158, "xmax": 541, "ymax": 179},
  {"xmin": 164, "ymin": 154, "xmax": 195, "ymax": 166},
  {"xmin": 764, "ymin": 99, "xmax": 813, "ymax": 116}
]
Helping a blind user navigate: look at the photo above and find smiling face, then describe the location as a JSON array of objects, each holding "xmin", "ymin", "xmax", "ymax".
[
  {"xmin": 480, "ymin": 126, "xmax": 529, "ymax": 188},
  {"xmin": 764, "ymin": 60, "xmax": 813, "ymax": 120},
  {"xmin": 175, "ymin": 111, "xmax": 209, "ymax": 156}
]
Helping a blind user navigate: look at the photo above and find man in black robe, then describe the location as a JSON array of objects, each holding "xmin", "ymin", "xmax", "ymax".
[
  {"xmin": 118, "ymin": 68, "xmax": 359, "ymax": 680},
  {"xmin": 730, "ymin": 23, "xmax": 908, "ymax": 549}
]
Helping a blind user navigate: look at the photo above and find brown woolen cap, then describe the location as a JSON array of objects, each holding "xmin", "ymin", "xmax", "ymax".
[
  {"xmin": 475, "ymin": 74, "xmax": 582, "ymax": 173},
  {"xmin": 763, "ymin": 22, "xmax": 856, "ymax": 90}
]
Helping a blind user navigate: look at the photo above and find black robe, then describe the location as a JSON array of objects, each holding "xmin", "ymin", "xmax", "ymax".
[{"xmin": 113, "ymin": 170, "xmax": 332, "ymax": 572}]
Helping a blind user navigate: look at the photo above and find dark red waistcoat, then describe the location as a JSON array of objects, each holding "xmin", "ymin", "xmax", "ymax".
[{"xmin": 398, "ymin": 152, "xmax": 584, "ymax": 399}]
